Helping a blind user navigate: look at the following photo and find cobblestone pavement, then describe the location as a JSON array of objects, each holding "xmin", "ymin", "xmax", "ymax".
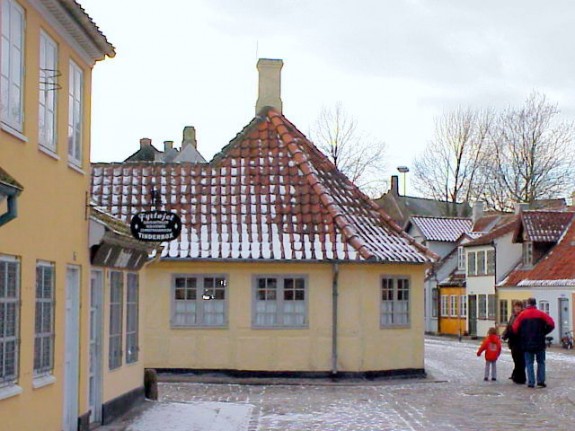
[{"xmin": 108, "ymin": 337, "xmax": 575, "ymax": 430}]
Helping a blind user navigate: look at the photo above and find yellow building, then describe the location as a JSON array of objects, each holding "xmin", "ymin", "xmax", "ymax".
[
  {"xmin": 91, "ymin": 60, "xmax": 436, "ymax": 377},
  {"xmin": 0, "ymin": 1, "xmax": 114, "ymax": 430}
]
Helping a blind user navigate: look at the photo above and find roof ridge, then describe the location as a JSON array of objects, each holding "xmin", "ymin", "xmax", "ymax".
[
  {"xmin": 412, "ymin": 215, "xmax": 471, "ymax": 221},
  {"xmin": 267, "ymin": 109, "xmax": 376, "ymax": 260}
]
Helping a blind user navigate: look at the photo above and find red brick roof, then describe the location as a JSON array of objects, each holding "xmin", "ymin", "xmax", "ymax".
[
  {"xmin": 409, "ymin": 216, "xmax": 472, "ymax": 242},
  {"xmin": 91, "ymin": 108, "xmax": 436, "ymax": 263},
  {"xmin": 517, "ymin": 210, "xmax": 575, "ymax": 242},
  {"xmin": 500, "ymin": 218, "xmax": 575, "ymax": 287}
]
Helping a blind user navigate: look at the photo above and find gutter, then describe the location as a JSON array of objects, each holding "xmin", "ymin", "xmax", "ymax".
[{"xmin": 331, "ymin": 262, "xmax": 339, "ymax": 376}]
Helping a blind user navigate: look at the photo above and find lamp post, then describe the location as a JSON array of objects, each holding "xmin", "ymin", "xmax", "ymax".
[{"xmin": 397, "ymin": 166, "xmax": 409, "ymax": 196}]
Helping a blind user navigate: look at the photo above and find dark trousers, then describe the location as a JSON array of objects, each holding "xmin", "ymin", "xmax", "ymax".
[{"xmin": 511, "ymin": 346, "xmax": 526, "ymax": 383}]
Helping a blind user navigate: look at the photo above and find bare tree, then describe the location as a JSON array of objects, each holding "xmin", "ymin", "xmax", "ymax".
[
  {"xmin": 310, "ymin": 103, "xmax": 387, "ymax": 197},
  {"xmin": 482, "ymin": 92, "xmax": 575, "ymax": 211},
  {"xmin": 413, "ymin": 107, "xmax": 493, "ymax": 209}
]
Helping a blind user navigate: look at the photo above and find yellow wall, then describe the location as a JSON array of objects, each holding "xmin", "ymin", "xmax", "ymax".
[
  {"xmin": 0, "ymin": 1, "xmax": 97, "ymax": 429},
  {"xmin": 143, "ymin": 261, "xmax": 426, "ymax": 373}
]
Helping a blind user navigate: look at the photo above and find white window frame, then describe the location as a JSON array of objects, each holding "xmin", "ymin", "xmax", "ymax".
[
  {"xmin": 34, "ymin": 261, "xmax": 55, "ymax": 378},
  {"xmin": 487, "ymin": 294, "xmax": 496, "ymax": 320},
  {"xmin": 486, "ymin": 249, "xmax": 495, "ymax": 275},
  {"xmin": 440, "ymin": 294, "xmax": 449, "ymax": 317},
  {"xmin": 172, "ymin": 274, "xmax": 228, "ymax": 327},
  {"xmin": 498, "ymin": 299, "xmax": 509, "ymax": 324},
  {"xmin": 477, "ymin": 250, "xmax": 486, "ymax": 275},
  {"xmin": 125, "ymin": 273, "xmax": 139, "ymax": 364},
  {"xmin": 539, "ymin": 300, "xmax": 550, "ymax": 314},
  {"xmin": 459, "ymin": 295, "xmax": 467, "ymax": 318},
  {"xmin": 0, "ymin": 0, "xmax": 25, "ymax": 132},
  {"xmin": 38, "ymin": 31, "xmax": 58, "ymax": 152},
  {"xmin": 523, "ymin": 242, "xmax": 533, "ymax": 268},
  {"xmin": 431, "ymin": 287, "xmax": 439, "ymax": 318},
  {"xmin": 467, "ymin": 251, "xmax": 476, "ymax": 276},
  {"xmin": 109, "ymin": 271, "xmax": 123, "ymax": 370},
  {"xmin": 457, "ymin": 246, "xmax": 466, "ymax": 271},
  {"xmin": 380, "ymin": 276, "xmax": 410, "ymax": 328},
  {"xmin": 253, "ymin": 275, "xmax": 307, "ymax": 328},
  {"xmin": 478, "ymin": 294, "xmax": 487, "ymax": 319},
  {"xmin": 449, "ymin": 295, "xmax": 458, "ymax": 317},
  {"xmin": 67, "ymin": 60, "xmax": 83, "ymax": 166},
  {"xmin": 0, "ymin": 255, "xmax": 19, "ymax": 388}
]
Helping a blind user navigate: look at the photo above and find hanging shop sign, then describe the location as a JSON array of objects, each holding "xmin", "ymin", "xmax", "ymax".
[{"xmin": 130, "ymin": 210, "xmax": 181, "ymax": 241}]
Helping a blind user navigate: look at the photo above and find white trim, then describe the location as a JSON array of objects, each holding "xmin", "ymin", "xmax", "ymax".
[
  {"xmin": 67, "ymin": 162, "xmax": 85, "ymax": 175},
  {"xmin": 38, "ymin": 30, "xmax": 58, "ymax": 152},
  {"xmin": 0, "ymin": 122, "xmax": 28, "ymax": 142},
  {"xmin": 38, "ymin": 144, "xmax": 60, "ymax": 160},
  {"xmin": 32, "ymin": 374, "xmax": 56, "ymax": 389},
  {"xmin": 0, "ymin": 384, "xmax": 23, "ymax": 400}
]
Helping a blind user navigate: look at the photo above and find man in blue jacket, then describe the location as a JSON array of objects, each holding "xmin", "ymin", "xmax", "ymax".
[{"xmin": 512, "ymin": 297, "xmax": 555, "ymax": 388}]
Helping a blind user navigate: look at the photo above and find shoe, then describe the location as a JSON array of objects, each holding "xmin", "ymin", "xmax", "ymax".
[
  {"xmin": 484, "ymin": 377, "xmax": 488, "ymax": 381},
  {"xmin": 491, "ymin": 378, "xmax": 496, "ymax": 381},
  {"xmin": 528, "ymin": 384, "xmax": 535, "ymax": 388},
  {"xmin": 537, "ymin": 383, "xmax": 546, "ymax": 388}
]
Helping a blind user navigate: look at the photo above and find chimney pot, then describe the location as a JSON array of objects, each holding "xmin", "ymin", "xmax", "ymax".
[
  {"xmin": 182, "ymin": 126, "xmax": 197, "ymax": 149},
  {"xmin": 390, "ymin": 176, "xmax": 399, "ymax": 195},
  {"xmin": 514, "ymin": 202, "xmax": 529, "ymax": 214},
  {"xmin": 472, "ymin": 201, "xmax": 484, "ymax": 223},
  {"xmin": 256, "ymin": 58, "xmax": 283, "ymax": 114},
  {"xmin": 163, "ymin": 141, "xmax": 174, "ymax": 152},
  {"xmin": 140, "ymin": 137, "xmax": 151, "ymax": 149}
]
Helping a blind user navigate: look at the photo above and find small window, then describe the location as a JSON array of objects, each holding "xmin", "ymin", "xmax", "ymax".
[
  {"xmin": 440, "ymin": 294, "xmax": 449, "ymax": 317},
  {"xmin": 253, "ymin": 276, "xmax": 307, "ymax": 328},
  {"xmin": 486, "ymin": 250, "xmax": 495, "ymax": 275},
  {"xmin": 449, "ymin": 295, "xmax": 458, "ymax": 317},
  {"xmin": 34, "ymin": 261, "xmax": 55, "ymax": 377},
  {"xmin": 478, "ymin": 294, "xmax": 487, "ymax": 319},
  {"xmin": 172, "ymin": 275, "xmax": 227, "ymax": 327},
  {"xmin": 125, "ymin": 273, "xmax": 139, "ymax": 364},
  {"xmin": 487, "ymin": 294, "xmax": 496, "ymax": 320},
  {"xmin": 539, "ymin": 300, "xmax": 550, "ymax": 314},
  {"xmin": 498, "ymin": 300, "xmax": 509, "ymax": 324},
  {"xmin": 39, "ymin": 31, "xmax": 58, "ymax": 151},
  {"xmin": 523, "ymin": 242, "xmax": 533, "ymax": 267},
  {"xmin": 467, "ymin": 251, "xmax": 476, "ymax": 276},
  {"xmin": 0, "ymin": 0, "xmax": 25, "ymax": 131},
  {"xmin": 68, "ymin": 61, "xmax": 83, "ymax": 165},
  {"xmin": 109, "ymin": 271, "xmax": 123, "ymax": 370},
  {"xmin": 0, "ymin": 256, "xmax": 20, "ymax": 387},
  {"xmin": 431, "ymin": 288, "xmax": 439, "ymax": 318},
  {"xmin": 457, "ymin": 246, "xmax": 466, "ymax": 270},
  {"xmin": 459, "ymin": 295, "xmax": 467, "ymax": 317},
  {"xmin": 381, "ymin": 277, "xmax": 410, "ymax": 327},
  {"xmin": 477, "ymin": 251, "xmax": 486, "ymax": 275}
]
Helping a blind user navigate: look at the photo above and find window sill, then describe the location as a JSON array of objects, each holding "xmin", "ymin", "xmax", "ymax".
[
  {"xmin": 1, "ymin": 122, "xmax": 28, "ymax": 142},
  {"xmin": 252, "ymin": 326, "xmax": 309, "ymax": 330},
  {"xmin": 380, "ymin": 325, "xmax": 411, "ymax": 330},
  {"xmin": 39, "ymin": 145, "xmax": 60, "ymax": 160},
  {"xmin": 0, "ymin": 384, "xmax": 23, "ymax": 401},
  {"xmin": 32, "ymin": 374, "xmax": 56, "ymax": 389},
  {"xmin": 67, "ymin": 162, "xmax": 85, "ymax": 175}
]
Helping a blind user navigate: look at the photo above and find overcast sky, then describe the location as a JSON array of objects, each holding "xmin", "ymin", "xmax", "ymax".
[{"xmin": 83, "ymin": 0, "xmax": 575, "ymax": 195}]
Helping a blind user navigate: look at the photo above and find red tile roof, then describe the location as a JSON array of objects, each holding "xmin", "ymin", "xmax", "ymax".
[
  {"xmin": 464, "ymin": 216, "xmax": 520, "ymax": 247},
  {"xmin": 500, "ymin": 218, "xmax": 575, "ymax": 287},
  {"xmin": 518, "ymin": 210, "xmax": 575, "ymax": 242},
  {"xmin": 91, "ymin": 108, "xmax": 436, "ymax": 263},
  {"xmin": 409, "ymin": 216, "xmax": 472, "ymax": 242}
]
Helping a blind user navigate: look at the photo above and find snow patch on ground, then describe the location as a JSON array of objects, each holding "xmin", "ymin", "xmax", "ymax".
[{"xmin": 127, "ymin": 401, "xmax": 253, "ymax": 431}]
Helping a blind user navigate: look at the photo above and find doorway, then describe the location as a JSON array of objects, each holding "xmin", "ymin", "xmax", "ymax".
[
  {"xmin": 558, "ymin": 297, "xmax": 570, "ymax": 338},
  {"xmin": 468, "ymin": 295, "xmax": 477, "ymax": 337},
  {"xmin": 63, "ymin": 266, "xmax": 81, "ymax": 431},
  {"xmin": 89, "ymin": 270, "xmax": 104, "ymax": 425}
]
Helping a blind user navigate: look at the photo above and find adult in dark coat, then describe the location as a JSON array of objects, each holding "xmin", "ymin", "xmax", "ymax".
[
  {"xmin": 512, "ymin": 297, "xmax": 555, "ymax": 388},
  {"xmin": 502, "ymin": 300, "xmax": 526, "ymax": 384}
]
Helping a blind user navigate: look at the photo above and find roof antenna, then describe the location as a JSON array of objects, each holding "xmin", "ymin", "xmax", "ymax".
[{"xmin": 255, "ymin": 40, "xmax": 259, "ymax": 60}]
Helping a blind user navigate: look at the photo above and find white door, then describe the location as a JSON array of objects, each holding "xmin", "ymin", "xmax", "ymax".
[
  {"xmin": 63, "ymin": 266, "xmax": 81, "ymax": 431},
  {"xmin": 89, "ymin": 270, "xmax": 104, "ymax": 424}
]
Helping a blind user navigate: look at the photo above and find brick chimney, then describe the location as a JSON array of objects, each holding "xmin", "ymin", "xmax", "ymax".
[
  {"xmin": 256, "ymin": 58, "xmax": 283, "ymax": 114},
  {"xmin": 140, "ymin": 137, "xmax": 151, "ymax": 149},
  {"xmin": 163, "ymin": 141, "xmax": 174, "ymax": 152},
  {"xmin": 472, "ymin": 201, "xmax": 484, "ymax": 223},
  {"xmin": 182, "ymin": 126, "xmax": 197, "ymax": 149},
  {"xmin": 390, "ymin": 175, "xmax": 399, "ymax": 195}
]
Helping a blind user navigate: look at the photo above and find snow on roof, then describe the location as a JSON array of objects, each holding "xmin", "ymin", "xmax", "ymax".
[
  {"xmin": 520, "ymin": 210, "xmax": 575, "ymax": 242},
  {"xmin": 91, "ymin": 108, "xmax": 436, "ymax": 264},
  {"xmin": 409, "ymin": 216, "xmax": 472, "ymax": 242}
]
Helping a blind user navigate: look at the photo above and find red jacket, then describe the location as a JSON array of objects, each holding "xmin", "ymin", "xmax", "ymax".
[
  {"xmin": 511, "ymin": 306, "xmax": 555, "ymax": 352},
  {"xmin": 477, "ymin": 334, "xmax": 502, "ymax": 361}
]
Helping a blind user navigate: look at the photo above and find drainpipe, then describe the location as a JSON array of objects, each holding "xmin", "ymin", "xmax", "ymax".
[
  {"xmin": 331, "ymin": 262, "xmax": 339, "ymax": 376},
  {"xmin": 0, "ymin": 194, "xmax": 18, "ymax": 227}
]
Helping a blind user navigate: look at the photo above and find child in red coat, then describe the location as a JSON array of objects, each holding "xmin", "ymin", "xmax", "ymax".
[{"xmin": 477, "ymin": 327, "xmax": 502, "ymax": 381}]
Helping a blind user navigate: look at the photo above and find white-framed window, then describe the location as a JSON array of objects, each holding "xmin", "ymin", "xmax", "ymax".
[
  {"xmin": 459, "ymin": 295, "xmax": 467, "ymax": 317},
  {"xmin": 449, "ymin": 295, "xmax": 458, "ymax": 317},
  {"xmin": 38, "ymin": 31, "xmax": 58, "ymax": 151},
  {"xmin": 172, "ymin": 275, "xmax": 227, "ymax": 327},
  {"xmin": 467, "ymin": 251, "xmax": 476, "ymax": 276},
  {"xmin": 67, "ymin": 61, "xmax": 83, "ymax": 165},
  {"xmin": 523, "ymin": 242, "xmax": 533, "ymax": 268},
  {"xmin": 440, "ymin": 294, "xmax": 449, "ymax": 317},
  {"xmin": 457, "ymin": 246, "xmax": 466, "ymax": 271},
  {"xmin": 34, "ymin": 261, "xmax": 55, "ymax": 377},
  {"xmin": 381, "ymin": 276, "xmax": 410, "ymax": 327},
  {"xmin": 125, "ymin": 273, "xmax": 139, "ymax": 364},
  {"xmin": 109, "ymin": 271, "xmax": 123, "ymax": 370},
  {"xmin": 0, "ymin": 0, "xmax": 25, "ymax": 131},
  {"xmin": 431, "ymin": 288, "xmax": 439, "ymax": 318},
  {"xmin": 488, "ymin": 294, "xmax": 496, "ymax": 320},
  {"xmin": 498, "ymin": 300, "xmax": 509, "ymax": 324},
  {"xmin": 477, "ymin": 251, "xmax": 486, "ymax": 275},
  {"xmin": 486, "ymin": 249, "xmax": 495, "ymax": 275},
  {"xmin": 0, "ymin": 255, "xmax": 19, "ymax": 387},
  {"xmin": 254, "ymin": 275, "xmax": 307, "ymax": 328},
  {"xmin": 539, "ymin": 300, "xmax": 550, "ymax": 314},
  {"xmin": 478, "ymin": 294, "xmax": 487, "ymax": 319}
]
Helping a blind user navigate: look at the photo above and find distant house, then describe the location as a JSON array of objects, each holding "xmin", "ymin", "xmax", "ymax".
[
  {"xmin": 498, "ymin": 210, "xmax": 575, "ymax": 341},
  {"xmin": 374, "ymin": 177, "xmax": 471, "ymax": 226},
  {"xmin": 91, "ymin": 59, "xmax": 437, "ymax": 378}
]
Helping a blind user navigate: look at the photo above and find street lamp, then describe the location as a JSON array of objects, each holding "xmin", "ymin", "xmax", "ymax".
[{"xmin": 397, "ymin": 166, "xmax": 409, "ymax": 196}]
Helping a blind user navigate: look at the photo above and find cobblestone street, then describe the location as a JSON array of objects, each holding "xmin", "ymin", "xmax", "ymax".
[{"xmin": 115, "ymin": 337, "xmax": 575, "ymax": 430}]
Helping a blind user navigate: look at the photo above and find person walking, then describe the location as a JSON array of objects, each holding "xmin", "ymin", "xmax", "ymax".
[
  {"xmin": 477, "ymin": 327, "xmax": 502, "ymax": 381},
  {"xmin": 502, "ymin": 300, "xmax": 526, "ymax": 384},
  {"xmin": 512, "ymin": 297, "xmax": 555, "ymax": 388}
]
